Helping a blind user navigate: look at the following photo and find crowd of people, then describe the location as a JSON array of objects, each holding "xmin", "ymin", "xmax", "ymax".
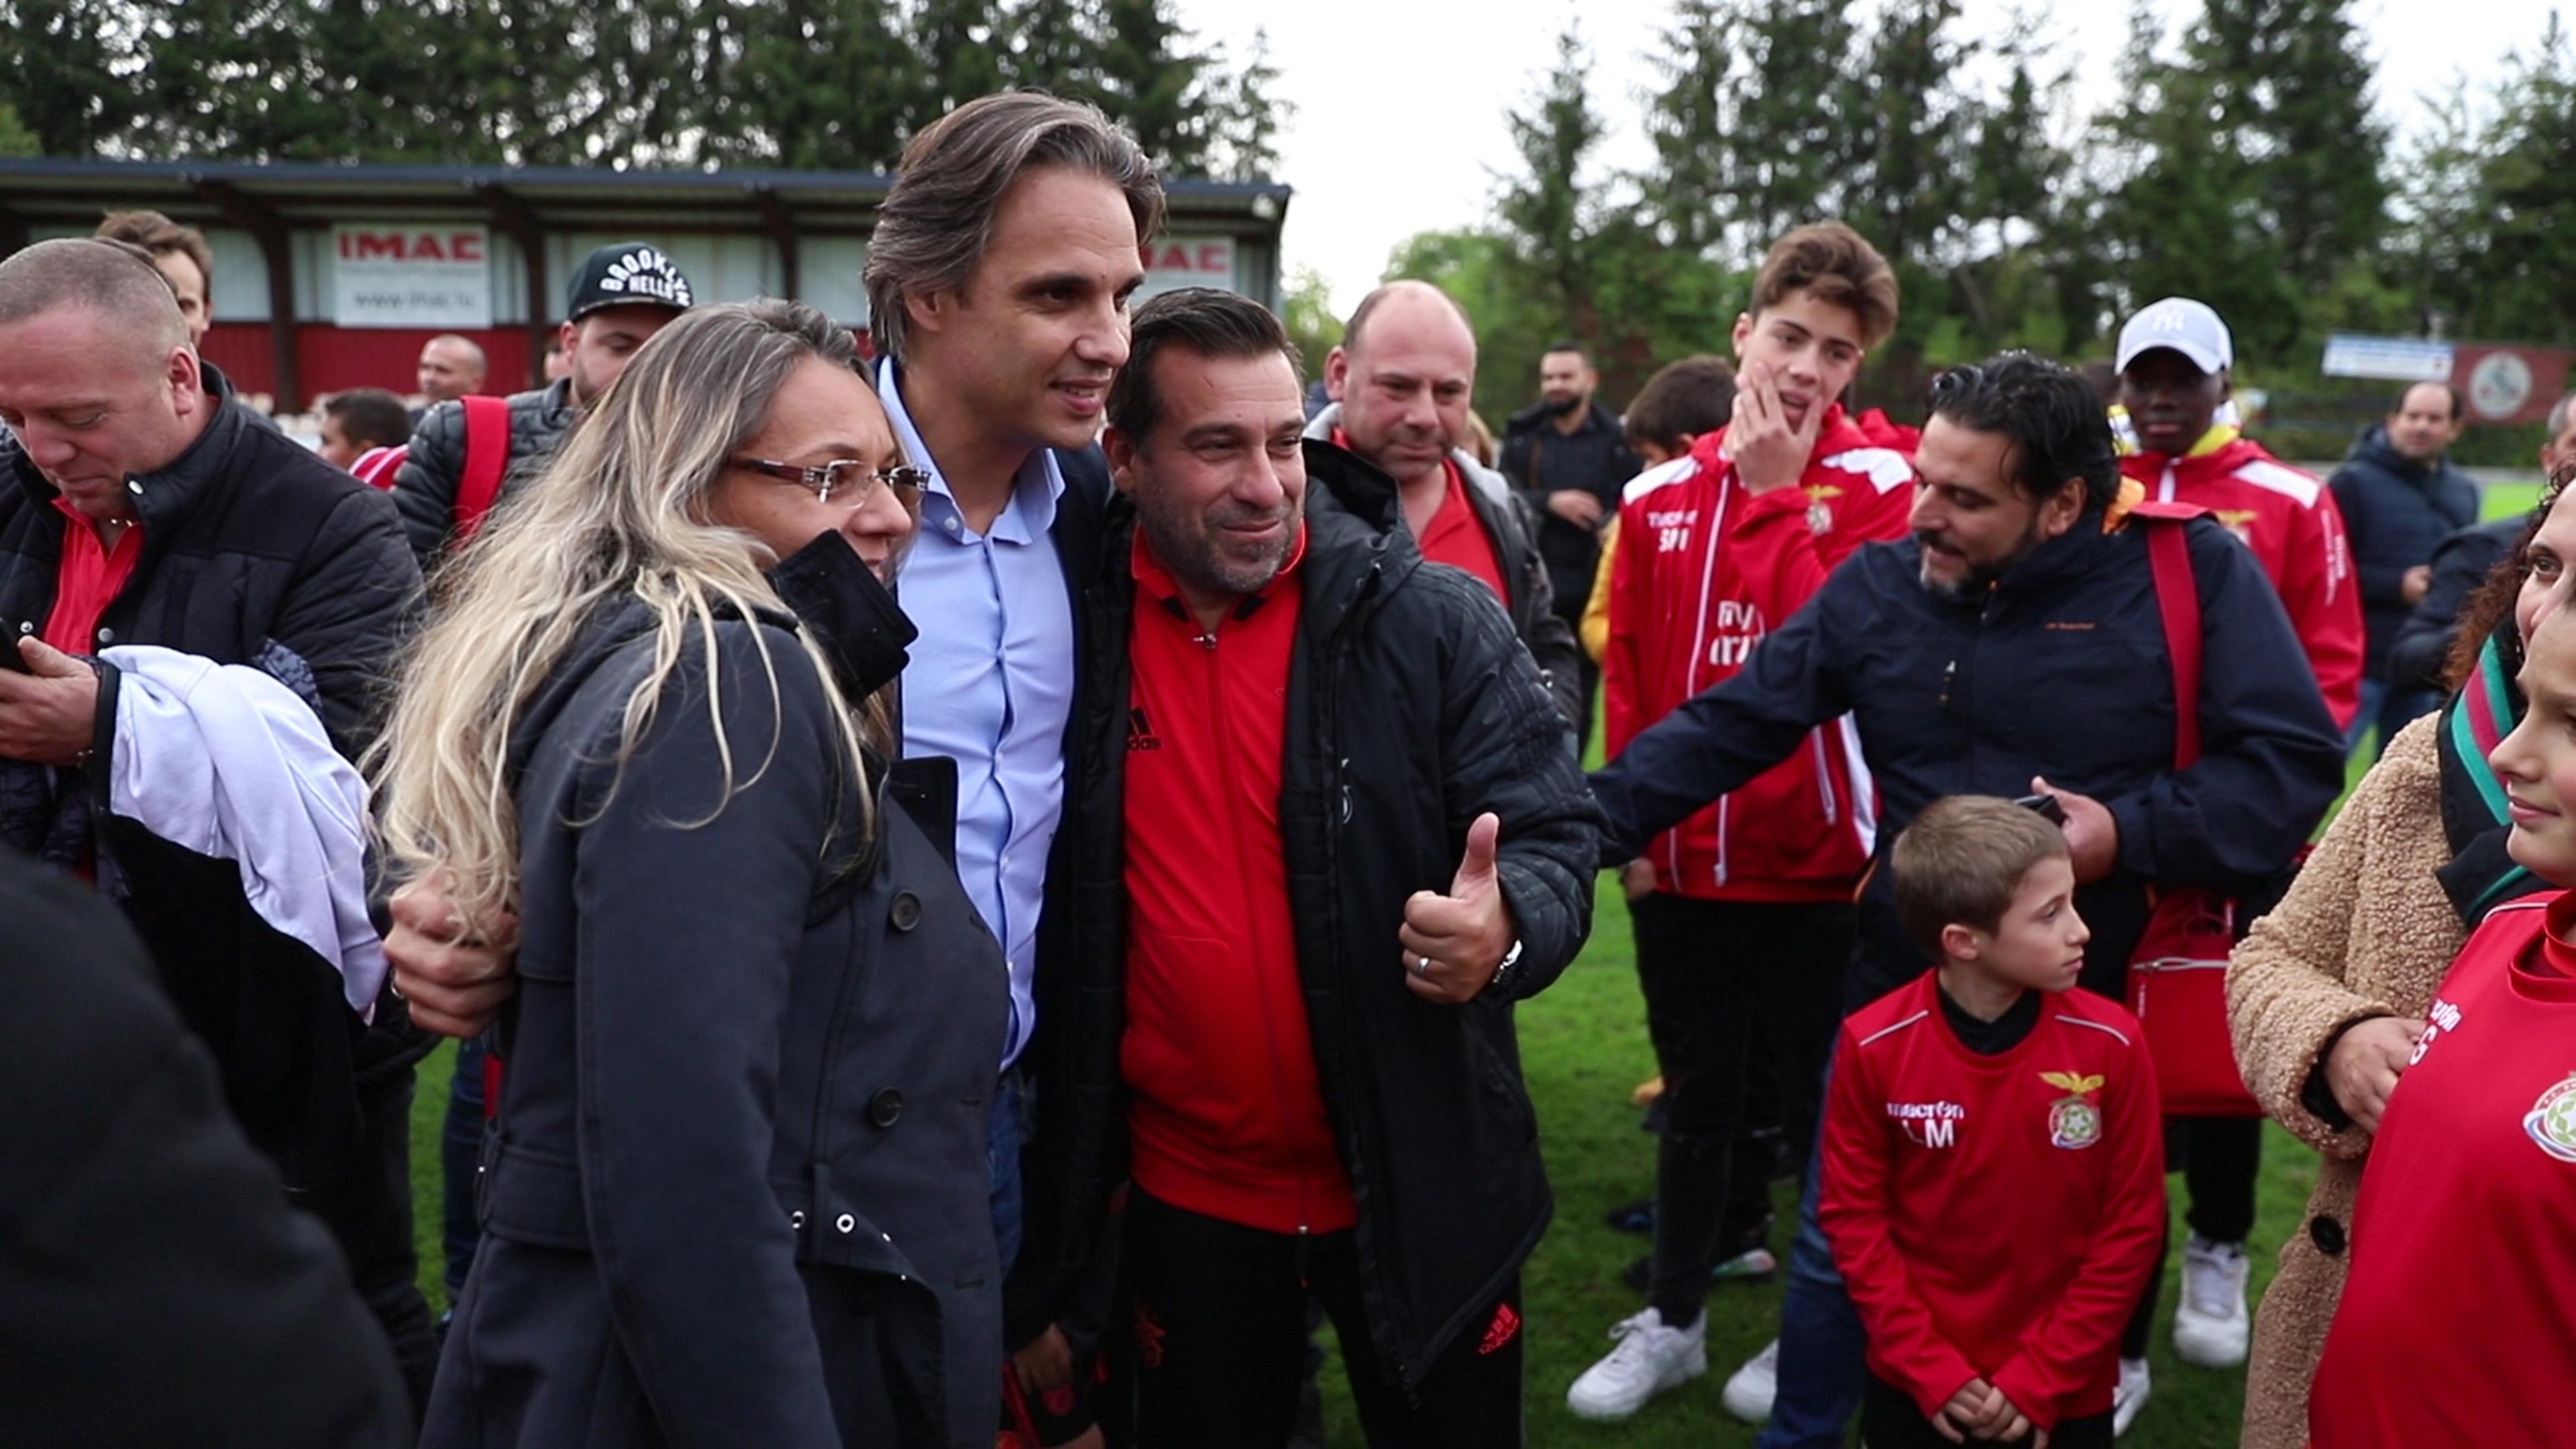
[{"xmin": 0, "ymin": 86, "xmax": 2565, "ymax": 1449}]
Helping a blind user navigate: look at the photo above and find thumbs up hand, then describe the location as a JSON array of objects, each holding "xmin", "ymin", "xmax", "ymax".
[{"xmin": 1399, "ymin": 812, "xmax": 1520, "ymax": 1004}]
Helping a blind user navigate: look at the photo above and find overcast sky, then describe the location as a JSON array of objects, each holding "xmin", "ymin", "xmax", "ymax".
[{"xmin": 1177, "ymin": 0, "xmax": 2569, "ymax": 317}]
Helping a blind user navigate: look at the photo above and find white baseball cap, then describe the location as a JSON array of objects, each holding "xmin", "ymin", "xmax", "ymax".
[{"xmin": 2115, "ymin": 297, "xmax": 2233, "ymax": 376}]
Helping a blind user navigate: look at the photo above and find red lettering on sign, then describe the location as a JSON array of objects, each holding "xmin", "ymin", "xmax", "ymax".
[
  {"xmin": 1197, "ymin": 244, "xmax": 1226, "ymax": 272},
  {"xmin": 339, "ymin": 231, "xmax": 488, "ymax": 264}
]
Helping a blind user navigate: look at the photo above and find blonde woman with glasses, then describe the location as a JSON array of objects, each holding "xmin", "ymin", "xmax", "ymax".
[{"xmin": 379, "ymin": 299, "xmax": 1010, "ymax": 1448}]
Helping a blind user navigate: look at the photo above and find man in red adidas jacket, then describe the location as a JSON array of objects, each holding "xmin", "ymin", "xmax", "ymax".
[
  {"xmin": 1569, "ymin": 223, "xmax": 1915, "ymax": 1424},
  {"xmin": 2111, "ymin": 294, "xmax": 2358, "ymax": 1403}
]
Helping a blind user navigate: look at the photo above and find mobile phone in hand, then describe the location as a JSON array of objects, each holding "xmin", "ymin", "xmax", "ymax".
[{"xmin": 2013, "ymin": 791, "xmax": 2065, "ymax": 826}]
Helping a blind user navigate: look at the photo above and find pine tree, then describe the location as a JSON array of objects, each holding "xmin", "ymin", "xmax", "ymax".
[
  {"xmin": 1091, "ymin": 0, "xmax": 1210, "ymax": 172},
  {"xmin": 0, "ymin": 0, "xmax": 146, "ymax": 158},
  {"xmin": 1640, "ymin": 0, "xmax": 1738, "ymax": 256}
]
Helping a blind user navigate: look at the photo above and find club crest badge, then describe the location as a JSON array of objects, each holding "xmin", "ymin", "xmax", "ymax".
[
  {"xmin": 2522, "ymin": 1072, "xmax": 2576, "ymax": 1164},
  {"xmin": 1804, "ymin": 483, "xmax": 1841, "ymax": 535},
  {"xmin": 2042, "ymin": 1071, "xmax": 2106, "ymax": 1150}
]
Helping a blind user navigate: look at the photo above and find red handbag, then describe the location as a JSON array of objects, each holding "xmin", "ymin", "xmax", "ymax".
[{"xmin": 2124, "ymin": 505, "xmax": 2263, "ymax": 1118}]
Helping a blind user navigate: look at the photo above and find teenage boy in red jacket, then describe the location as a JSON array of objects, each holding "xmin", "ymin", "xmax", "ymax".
[
  {"xmin": 1568, "ymin": 223, "xmax": 1913, "ymax": 1423},
  {"xmin": 2112, "ymin": 296, "xmax": 2357, "ymax": 1403},
  {"xmin": 1823, "ymin": 796, "xmax": 2165, "ymax": 1449}
]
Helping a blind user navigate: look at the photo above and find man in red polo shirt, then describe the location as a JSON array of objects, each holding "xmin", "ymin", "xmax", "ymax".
[
  {"xmin": 1100, "ymin": 287, "xmax": 1597, "ymax": 1445},
  {"xmin": 1304, "ymin": 279, "xmax": 1583, "ymax": 727}
]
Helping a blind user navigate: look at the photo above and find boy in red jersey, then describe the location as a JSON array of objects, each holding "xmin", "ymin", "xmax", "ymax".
[
  {"xmin": 2308, "ymin": 606, "xmax": 2576, "ymax": 1446},
  {"xmin": 1821, "ymin": 797, "xmax": 2166, "ymax": 1448},
  {"xmin": 1569, "ymin": 224, "xmax": 1911, "ymax": 1424}
]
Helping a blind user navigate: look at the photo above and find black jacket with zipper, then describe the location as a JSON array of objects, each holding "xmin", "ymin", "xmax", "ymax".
[
  {"xmin": 1303, "ymin": 403, "xmax": 1584, "ymax": 726},
  {"xmin": 1030, "ymin": 437, "xmax": 1599, "ymax": 1388},
  {"xmin": 0, "ymin": 363, "xmax": 427, "ymax": 1189}
]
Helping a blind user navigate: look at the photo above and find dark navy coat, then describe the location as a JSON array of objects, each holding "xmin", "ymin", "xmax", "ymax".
[
  {"xmin": 423, "ymin": 580, "xmax": 1010, "ymax": 1448},
  {"xmin": 1592, "ymin": 511, "xmax": 2347, "ymax": 1004},
  {"xmin": 2327, "ymin": 427, "xmax": 2480, "ymax": 676}
]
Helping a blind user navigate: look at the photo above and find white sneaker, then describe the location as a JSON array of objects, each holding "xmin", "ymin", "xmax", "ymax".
[
  {"xmin": 2171, "ymin": 1234, "xmax": 2252, "ymax": 1368},
  {"xmin": 2112, "ymin": 1356, "xmax": 2151, "ymax": 1437},
  {"xmin": 1721, "ymin": 1336, "xmax": 1779, "ymax": 1424},
  {"xmin": 1565, "ymin": 1307, "xmax": 1707, "ymax": 1421}
]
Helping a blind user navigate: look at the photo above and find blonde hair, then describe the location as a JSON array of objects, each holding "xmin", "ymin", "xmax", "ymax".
[
  {"xmin": 1891, "ymin": 796, "xmax": 2070, "ymax": 960},
  {"xmin": 374, "ymin": 299, "xmax": 880, "ymax": 934}
]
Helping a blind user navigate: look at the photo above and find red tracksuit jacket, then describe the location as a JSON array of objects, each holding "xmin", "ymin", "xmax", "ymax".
[
  {"xmin": 1599, "ymin": 407, "xmax": 1911, "ymax": 900},
  {"xmin": 1821, "ymin": 976, "xmax": 2167, "ymax": 1430},
  {"xmin": 2119, "ymin": 430, "xmax": 2363, "ymax": 729},
  {"xmin": 2310, "ymin": 891, "xmax": 2576, "ymax": 1447},
  {"xmin": 1120, "ymin": 525, "xmax": 1358, "ymax": 1238}
]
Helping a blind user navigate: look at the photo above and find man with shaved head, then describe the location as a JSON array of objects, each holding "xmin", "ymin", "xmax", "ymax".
[
  {"xmin": 0, "ymin": 237, "xmax": 435, "ymax": 1412},
  {"xmin": 1305, "ymin": 280, "xmax": 1582, "ymax": 727},
  {"xmin": 414, "ymin": 332, "xmax": 488, "ymax": 413}
]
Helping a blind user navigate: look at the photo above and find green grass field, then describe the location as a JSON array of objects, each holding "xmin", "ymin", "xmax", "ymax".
[
  {"xmin": 398, "ymin": 474, "xmax": 2548, "ymax": 1443},
  {"xmin": 400, "ymin": 895, "xmax": 2314, "ymax": 1447}
]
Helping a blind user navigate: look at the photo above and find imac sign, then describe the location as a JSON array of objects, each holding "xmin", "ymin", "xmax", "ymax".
[
  {"xmin": 334, "ymin": 225, "xmax": 494, "ymax": 329},
  {"xmin": 1138, "ymin": 237, "xmax": 1236, "ymax": 299}
]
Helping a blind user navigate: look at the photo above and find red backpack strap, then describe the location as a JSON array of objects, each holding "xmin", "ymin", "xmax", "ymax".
[
  {"xmin": 2133, "ymin": 501, "xmax": 2204, "ymax": 771},
  {"xmin": 453, "ymin": 394, "xmax": 512, "ymax": 543}
]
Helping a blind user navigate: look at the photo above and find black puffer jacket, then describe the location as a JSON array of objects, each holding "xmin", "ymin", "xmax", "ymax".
[
  {"xmin": 392, "ymin": 380, "xmax": 578, "ymax": 568},
  {"xmin": 0, "ymin": 364, "xmax": 425, "ymax": 1185},
  {"xmin": 2326, "ymin": 426, "xmax": 2479, "ymax": 675},
  {"xmin": 1304, "ymin": 403, "xmax": 1585, "ymax": 725},
  {"xmin": 0, "ymin": 850, "xmax": 412, "ymax": 1449},
  {"xmin": 1032, "ymin": 437, "xmax": 1599, "ymax": 1388}
]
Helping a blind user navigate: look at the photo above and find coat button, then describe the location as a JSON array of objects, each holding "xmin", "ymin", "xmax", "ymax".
[
  {"xmin": 889, "ymin": 892, "xmax": 922, "ymax": 931},
  {"xmin": 868, "ymin": 1087, "xmax": 904, "ymax": 1127},
  {"xmin": 789, "ymin": 1210, "xmax": 806, "ymax": 1230},
  {"xmin": 2310, "ymin": 1213, "xmax": 2347, "ymax": 1256},
  {"xmin": 835, "ymin": 1213, "xmax": 855, "ymax": 1234},
  {"xmin": 94, "ymin": 627, "xmax": 113, "ymax": 644}
]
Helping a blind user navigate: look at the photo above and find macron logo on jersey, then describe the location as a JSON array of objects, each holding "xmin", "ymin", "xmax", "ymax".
[
  {"xmin": 1886, "ymin": 1100, "xmax": 1966, "ymax": 1148},
  {"xmin": 2411, "ymin": 996, "xmax": 2465, "ymax": 1066}
]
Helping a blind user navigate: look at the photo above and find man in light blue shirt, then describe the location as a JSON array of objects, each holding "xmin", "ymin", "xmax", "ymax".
[
  {"xmin": 860, "ymin": 95, "xmax": 1159, "ymax": 1288},
  {"xmin": 877, "ymin": 363, "xmax": 1069, "ymax": 1073}
]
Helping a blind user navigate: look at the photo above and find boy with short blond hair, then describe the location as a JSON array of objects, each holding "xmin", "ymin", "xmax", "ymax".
[{"xmin": 1819, "ymin": 796, "xmax": 2165, "ymax": 1449}]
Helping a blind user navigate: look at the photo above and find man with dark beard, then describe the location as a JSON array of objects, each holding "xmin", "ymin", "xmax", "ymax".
[
  {"xmin": 1501, "ymin": 340, "xmax": 1641, "ymax": 739},
  {"xmin": 1587, "ymin": 352, "xmax": 2343, "ymax": 1449},
  {"xmin": 1076, "ymin": 286, "xmax": 1597, "ymax": 1445}
]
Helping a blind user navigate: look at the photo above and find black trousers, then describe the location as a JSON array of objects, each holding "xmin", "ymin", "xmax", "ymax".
[
  {"xmin": 2119, "ymin": 1112, "xmax": 2263, "ymax": 1358},
  {"xmin": 1126, "ymin": 1190, "xmax": 1523, "ymax": 1448},
  {"xmin": 1862, "ymin": 1377, "xmax": 2112, "ymax": 1449},
  {"xmin": 300, "ymin": 1060, "xmax": 440, "ymax": 1421},
  {"xmin": 1631, "ymin": 894, "xmax": 1853, "ymax": 1327},
  {"xmin": 1552, "ymin": 596, "xmax": 1600, "ymax": 756}
]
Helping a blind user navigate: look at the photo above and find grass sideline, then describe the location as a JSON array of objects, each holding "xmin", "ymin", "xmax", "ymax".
[{"xmin": 400, "ymin": 474, "xmax": 2546, "ymax": 1442}]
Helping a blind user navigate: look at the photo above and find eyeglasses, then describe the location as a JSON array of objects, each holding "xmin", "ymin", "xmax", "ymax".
[{"xmin": 729, "ymin": 456, "xmax": 930, "ymax": 508}]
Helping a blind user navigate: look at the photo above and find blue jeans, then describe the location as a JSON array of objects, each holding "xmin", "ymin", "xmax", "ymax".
[
  {"xmin": 987, "ymin": 1070, "xmax": 1028, "ymax": 1272},
  {"xmin": 2346, "ymin": 675, "xmax": 2439, "ymax": 761},
  {"xmin": 1756, "ymin": 1051, "xmax": 1870, "ymax": 1449}
]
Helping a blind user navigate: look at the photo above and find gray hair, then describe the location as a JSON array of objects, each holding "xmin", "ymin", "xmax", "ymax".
[
  {"xmin": 2548, "ymin": 392, "xmax": 2576, "ymax": 439},
  {"xmin": 0, "ymin": 237, "xmax": 191, "ymax": 355},
  {"xmin": 862, "ymin": 91, "xmax": 1165, "ymax": 364}
]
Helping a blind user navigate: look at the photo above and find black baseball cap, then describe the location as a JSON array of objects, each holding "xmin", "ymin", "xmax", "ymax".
[{"xmin": 565, "ymin": 241, "xmax": 696, "ymax": 322}]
